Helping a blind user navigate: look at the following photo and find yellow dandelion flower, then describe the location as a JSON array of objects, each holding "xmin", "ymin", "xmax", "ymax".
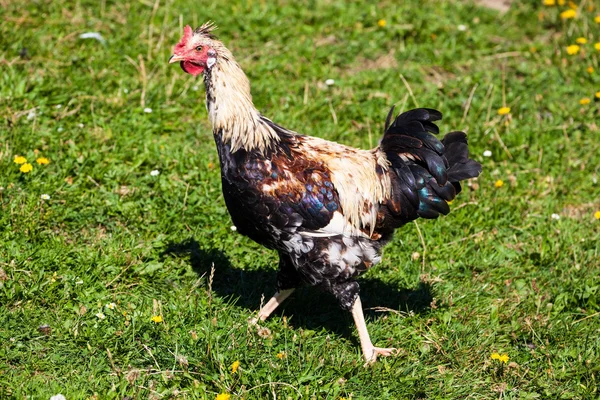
[
  {"xmin": 560, "ymin": 9, "xmax": 576, "ymax": 19},
  {"xmin": 14, "ymin": 156, "xmax": 27, "ymax": 164},
  {"xmin": 595, "ymin": 91, "xmax": 600, "ymax": 99},
  {"xmin": 595, "ymin": 15, "xmax": 600, "ymax": 23},
  {"xmin": 575, "ymin": 37, "xmax": 587, "ymax": 44},
  {"xmin": 151, "ymin": 315, "xmax": 163, "ymax": 323},
  {"xmin": 566, "ymin": 44, "xmax": 580, "ymax": 55},
  {"xmin": 558, "ymin": 0, "xmax": 565, "ymax": 4},
  {"xmin": 594, "ymin": 42, "xmax": 600, "ymax": 51},
  {"xmin": 494, "ymin": 180, "xmax": 504, "ymax": 188},
  {"xmin": 230, "ymin": 360, "xmax": 240, "ymax": 374},
  {"xmin": 36, "ymin": 157, "xmax": 50, "ymax": 165},
  {"xmin": 215, "ymin": 394, "xmax": 230, "ymax": 400},
  {"xmin": 580, "ymin": 98, "xmax": 591, "ymax": 105},
  {"xmin": 594, "ymin": 211, "xmax": 600, "ymax": 220},
  {"xmin": 568, "ymin": 1, "xmax": 577, "ymax": 9},
  {"xmin": 490, "ymin": 353, "xmax": 509, "ymax": 364},
  {"xmin": 491, "ymin": 352, "xmax": 509, "ymax": 363},
  {"xmin": 588, "ymin": 66, "xmax": 595, "ymax": 74},
  {"xmin": 497, "ymin": 106, "xmax": 510, "ymax": 115},
  {"xmin": 543, "ymin": 0, "xmax": 555, "ymax": 5},
  {"xmin": 378, "ymin": 19, "xmax": 386, "ymax": 27},
  {"xmin": 276, "ymin": 351, "xmax": 287, "ymax": 359},
  {"xmin": 20, "ymin": 163, "xmax": 33, "ymax": 173}
]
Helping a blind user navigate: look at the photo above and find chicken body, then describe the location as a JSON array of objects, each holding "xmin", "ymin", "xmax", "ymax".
[
  {"xmin": 217, "ymin": 127, "xmax": 388, "ymax": 309},
  {"xmin": 170, "ymin": 23, "xmax": 482, "ymax": 363}
]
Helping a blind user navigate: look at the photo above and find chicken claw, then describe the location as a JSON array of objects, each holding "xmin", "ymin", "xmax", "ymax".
[{"xmin": 365, "ymin": 347, "xmax": 398, "ymax": 365}]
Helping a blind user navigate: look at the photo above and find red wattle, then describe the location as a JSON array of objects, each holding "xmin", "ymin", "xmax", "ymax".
[{"xmin": 180, "ymin": 61, "xmax": 205, "ymax": 76}]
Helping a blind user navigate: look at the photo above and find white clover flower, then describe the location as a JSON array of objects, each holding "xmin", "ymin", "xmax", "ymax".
[
  {"xmin": 55, "ymin": 104, "xmax": 62, "ymax": 109},
  {"xmin": 230, "ymin": 225, "xmax": 237, "ymax": 232},
  {"xmin": 483, "ymin": 150, "xmax": 492, "ymax": 157},
  {"xmin": 143, "ymin": 107, "xmax": 153, "ymax": 113},
  {"xmin": 50, "ymin": 395, "xmax": 67, "ymax": 400},
  {"xmin": 96, "ymin": 312, "xmax": 106, "ymax": 320},
  {"xmin": 551, "ymin": 213, "xmax": 560, "ymax": 220},
  {"xmin": 78, "ymin": 123, "xmax": 84, "ymax": 128},
  {"xmin": 325, "ymin": 79, "xmax": 335, "ymax": 86},
  {"xmin": 106, "ymin": 302, "xmax": 116, "ymax": 310},
  {"xmin": 27, "ymin": 110, "xmax": 36, "ymax": 120},
  {"xmin": 192, "ymin": 85, "xmax": 200, "ymax": 91},
  {"xmin": 57, "ymin": 127, "xmax": 64, "ymax": 132},
  {"xmin": 123, "ymin": 88, "xmax": 129, "ymax": 94},
  {"xmin": 150, "ymin": 170, "xmax": 160, "ymax": 176},
  {"xmin": 457, "ymin": 24, "xmax": 467, "ymax": 31},
  {"xmin": 41, "ymin": 194, "xmax": 51, "ymax": 200}
]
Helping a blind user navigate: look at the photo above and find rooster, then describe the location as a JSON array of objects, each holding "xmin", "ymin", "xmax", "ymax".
[{"xmin": 169, "ymin": 23, "xmax": 482, "ymax": 363}]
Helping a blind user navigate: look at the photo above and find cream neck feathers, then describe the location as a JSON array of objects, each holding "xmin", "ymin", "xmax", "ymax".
[{"xmin": 204, "ymin": 49, "xmax": 280, "ymax": 153}]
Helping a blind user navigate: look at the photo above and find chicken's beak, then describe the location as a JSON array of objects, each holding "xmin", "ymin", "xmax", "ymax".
[{"xmin": 169, "ymin": 54, "xmax": 183, "ymax": 64}]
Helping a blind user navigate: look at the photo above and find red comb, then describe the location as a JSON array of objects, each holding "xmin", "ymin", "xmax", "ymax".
[{"xmin": 174, "ymin": 25, "xmax": 193, "ymax": 52}]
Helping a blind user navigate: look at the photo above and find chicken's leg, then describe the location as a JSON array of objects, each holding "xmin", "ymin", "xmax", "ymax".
[
  {"xmin": 351, "ymin": 297, "xmax": 397, "ymax": 364},
  {"xmin": 250, "ymin": 288, "xmax": 295, "ymax": 324}
]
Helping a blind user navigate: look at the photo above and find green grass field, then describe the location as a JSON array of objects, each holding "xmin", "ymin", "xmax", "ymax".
[{"xmin": 1, "ymin": 0, "xmax": 599, "ymax": 398}]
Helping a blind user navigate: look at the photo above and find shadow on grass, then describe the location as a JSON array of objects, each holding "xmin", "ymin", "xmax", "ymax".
[{"xmin": 163, "ymin": 238, "xmax": 433, "ymax": 338}]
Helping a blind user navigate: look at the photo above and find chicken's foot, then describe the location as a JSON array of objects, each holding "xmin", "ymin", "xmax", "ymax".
[
  {"xmin": 351, "ymin": 297, "xmax": 397, "ymax": 364},
  {"xmin": 249, "ymin": 288, "xmax": 295, "ymax": 325}
]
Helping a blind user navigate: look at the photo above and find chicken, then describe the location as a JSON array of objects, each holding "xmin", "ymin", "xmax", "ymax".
[{"xmin": 169, "ymin": 23, "xmax": 482, "ymax": 363}]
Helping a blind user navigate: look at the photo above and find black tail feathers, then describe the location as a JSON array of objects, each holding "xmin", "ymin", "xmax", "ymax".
[
  {"xmin": 441, "ymin": 131, "xmax": 483, "ymax": 182},
  {"xmin": 381, "ymin": 107, "xmax": 482, "ymax": 184},
  {"xmin": 380, "ymin": 107, "xmax": 482, "ymax": 221}
]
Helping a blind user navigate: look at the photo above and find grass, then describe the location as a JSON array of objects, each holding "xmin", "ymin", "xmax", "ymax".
[{"xmin": 1, "ymin": 0, "xmax": 599, "ymax": 398}]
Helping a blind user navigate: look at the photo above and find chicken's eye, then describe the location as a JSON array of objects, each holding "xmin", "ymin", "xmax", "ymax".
[{"xmin": 195, "ymin": 45, "xmax": 203, "ymax": 52}]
